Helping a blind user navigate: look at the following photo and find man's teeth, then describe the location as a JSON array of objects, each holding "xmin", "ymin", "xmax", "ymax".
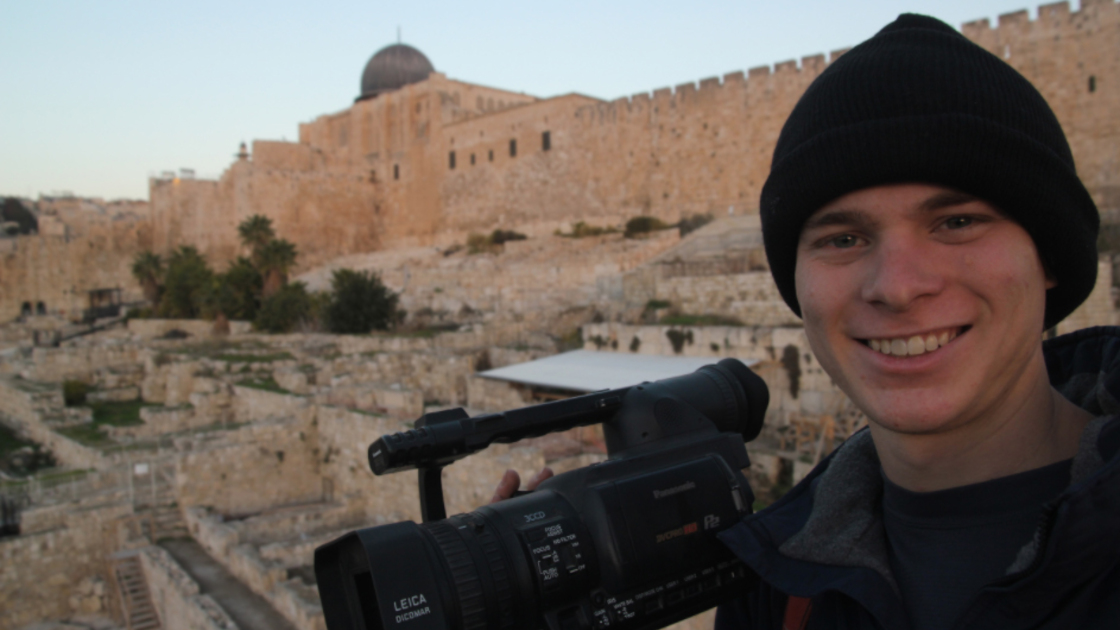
[{"xmin": 868, "ymin": 330, "xmax": 957, "ymax": 356}]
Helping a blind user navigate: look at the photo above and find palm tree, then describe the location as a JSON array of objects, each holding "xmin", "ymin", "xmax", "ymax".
[
  {"xmin": 257, "ymin": 238, "xmax": 298, "ymax": 299},
  {"xmin": 130, "ymin": 251, "xmax": 163, "ymax": 306},
  {"xmin": 238, "ymin": 215, "xmax": 275, "ymax": 264}
]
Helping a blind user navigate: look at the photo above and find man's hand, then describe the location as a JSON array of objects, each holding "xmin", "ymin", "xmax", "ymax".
[{"xmin": 490, "ymin": 467, "xmax": 554, "ymax": 503}]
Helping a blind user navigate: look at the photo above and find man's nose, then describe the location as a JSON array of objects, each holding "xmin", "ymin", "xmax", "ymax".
[{"xmin": 860, "ymin": 238, "xmax": 945, "ymax": 311}]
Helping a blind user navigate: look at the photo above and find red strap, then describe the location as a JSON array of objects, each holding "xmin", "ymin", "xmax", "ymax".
[{"xmin": 783, "ymin": 595, "xmax": 813, "ymax": 630}]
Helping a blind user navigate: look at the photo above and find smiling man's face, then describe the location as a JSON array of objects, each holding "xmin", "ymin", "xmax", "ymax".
[{"xmin": 794, "ymin": 183, "xmax": 1053, "ymax": 438}]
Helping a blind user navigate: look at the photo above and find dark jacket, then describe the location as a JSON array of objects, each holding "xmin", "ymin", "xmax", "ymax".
[{"xmin": 715, "ymin": 326, "xmax": 1120, "ymax": 629}]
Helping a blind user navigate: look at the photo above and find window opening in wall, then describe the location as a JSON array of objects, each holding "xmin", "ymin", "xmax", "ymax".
[
  {"xmin": 36, "ymin": 302, "xmax": 45, "ymax": 315},
  {"xmin": 1089, "ymin": 76, "xmax": 1096, "ymax": 93},
  {"xmin": 489, "ymin": 150, "xmax": 494, "ymax": 162},
  {"xmin": 509, "ymin": 139, "xmax": 517, "ymax": 157},
  {"xmin": 394, "ymin": 164, "xmax": 400, "ymax": 180},
  {"xmin": 542, "ymin": 131, "xmax": 551, "ymax": 152},
  {"xmin": 449, "ymin": 151, "xmax": 456, "ymax": 170},
  {"xmin": 20, "ymin": 302, "xmax": 31, "ymax": 318},
  {"xmin": 470, "ymin": 154, "xmax": 476, "ymax": 166}
]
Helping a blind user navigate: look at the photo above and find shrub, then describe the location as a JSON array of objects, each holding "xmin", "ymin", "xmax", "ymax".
[
  {"xmin": 324, "ymin": 269, "xmax": 402, "ymax": 334},
  {"xmin": 490, "ymin": 229, "xmax": 527, "ymax": 245},
  {"xmin": 158, "ymin": 246, "xmax": 214, "ymax": 319},
  {"xmin": 678, "ymin": 213, "xmax": 714, "ymax": 237},
  {"xmin": 665, "ymin": 328, "xmax": 694, "ymax": 354},
  {"xmin": 467, "ymin": 230, "xmax": 528, "ymax": 253},
  {"xmin": 624, "ymin": 216, "xmax": 670, "ymax": 238},
  {"xmin": 214, "ymin": 256, "xmax": 263, "ymax": 321},
  {"xmin": 466, "ymin": 233, "xmax": 494, "ymax": 254},
  {"xmin": 255, "ymin": 282, "xmax": 316, "ymax": 333},
  {"xmin": 63, "ymin": 380, "xmax": 89, "ymax": 406}
]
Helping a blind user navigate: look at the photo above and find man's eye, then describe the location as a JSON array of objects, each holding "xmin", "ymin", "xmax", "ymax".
[
  {"xmin": 829, "ymin": 234, "xmax": 860, "ymax": 248},
  {"xmin": 944, "ymin": 216, "xmax": 973, "ymax": 229}
]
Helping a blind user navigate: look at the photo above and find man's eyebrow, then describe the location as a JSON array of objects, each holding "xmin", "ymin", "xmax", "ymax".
[
  {"xmin": 917, "ymin": 190, "xmax": 979, "ymax": 212},
  {"xmin": 801, "ymin": 209, "xmax": 878, "ymax": 233}
]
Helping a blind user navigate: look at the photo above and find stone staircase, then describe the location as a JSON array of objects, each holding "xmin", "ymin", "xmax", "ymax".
[{"xmin": 112, "ymin": 551, "xmax": 161, "ymax": 630}]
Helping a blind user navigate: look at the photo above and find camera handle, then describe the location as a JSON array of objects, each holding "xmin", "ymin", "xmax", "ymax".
[{"xmin": 418, "ymin": 465, "xmax": 447, "ymax": 522}]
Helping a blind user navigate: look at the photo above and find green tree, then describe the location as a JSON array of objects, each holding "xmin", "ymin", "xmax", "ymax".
[
  {"xmin": 238, "ymin": 214, "xmax": 275, "ymax": 264},
  {"xmin": 157, "ymin": 246, "xmax": 214, "ymax": 318},
  {"xmin": 214, "ymin": 256, "xmax": 263, "ymax": 321},
  {"xmin": 130, "ymin": 251, "xmax": 164, "ymax": 306},
  {"xmin": 257, "ymin": 238, "xmax": 298, "ymax": 299},
  {"xmin": 324, "ymin": 268, "xmax": 402, "ymax": 334},
  {"xmin": 254, "ymin": 282, "xmax": 315, "ymax": 333}
]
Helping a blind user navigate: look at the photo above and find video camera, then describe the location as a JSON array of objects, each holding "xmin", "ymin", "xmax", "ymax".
[{"xmin": 315, "ymin": 358, "xmax": 768, "ymax": 630}]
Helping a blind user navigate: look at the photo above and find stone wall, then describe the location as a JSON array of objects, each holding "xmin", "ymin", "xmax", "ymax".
[
  {"xmin": 0, "ymin": 502, "xmax": 131, "ymax": 629},
  {"xmin": 140, "ymin": 546, "xmax": 237, "ymax": 630},
  {"xmin": 0, "ymin": 215, "xmax": 150, "ymax": 323},
  {"xmin": 653, "ymin": 271, "xmax": 799, "ymax": 327},
  {"xmin": 963, "ymin": 0, "xmax": 1120, "ymax": 210},
  {"xmin": 175, "ymin": 414, "xmax": 322, "ymax": 517},
  {"xmin": 27, "ymin": 344, "xmax": 142, "ymax": 383},
  {"xmin": 128, "ymin": 319, "xmax": 253, "ymax": 341},
  {"xmin": 5, "ymin": 2, "xmax": 1119, "ymax": 334},
  {"xmin": 147, "ymin": 2, "xmax": 1120, "ymax": 275},
  {"xmin": 580, "ymin": 323, "xmax": 844, "ymax": 426}
]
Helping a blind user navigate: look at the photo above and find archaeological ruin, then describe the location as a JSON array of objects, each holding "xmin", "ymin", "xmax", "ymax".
[{"xmin": 2, "ymin": 2, "xmax": 1120, "ymax": 629}]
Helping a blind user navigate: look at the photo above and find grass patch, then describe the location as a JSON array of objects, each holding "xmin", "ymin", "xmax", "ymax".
[
  {"xmin": 55, "ymin": 400, "xmax": 162, "ymax": 448},
  {"xmin": 57, "ymin": 423, "xmax": 115, "ymax": 447},
  {"xmin": 90, "ymin": 400, "xmax": 156, "ymax": 427},
  {"xmin": 659, "ymin": 314, "xmax": 744, "ymax": 327},
  {"xmin": 236, "ymin": 376, "xmax": 289, "ymax": 394}
]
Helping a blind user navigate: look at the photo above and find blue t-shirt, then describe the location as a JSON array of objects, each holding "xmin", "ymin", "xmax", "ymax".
[{"xmin": 882, "ymin": 459, "xmax": 1072, "ymax": 630}]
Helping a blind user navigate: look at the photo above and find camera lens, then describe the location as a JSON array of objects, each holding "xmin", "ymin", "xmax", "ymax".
[{"xmin": 422, "ymin": 514, "xmax": 520, "ymax": 630}]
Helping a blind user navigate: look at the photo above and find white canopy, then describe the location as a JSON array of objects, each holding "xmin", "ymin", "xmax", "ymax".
[{"xmin": 479, "ymin": 349, "xmax": 757, "ymax": 393}]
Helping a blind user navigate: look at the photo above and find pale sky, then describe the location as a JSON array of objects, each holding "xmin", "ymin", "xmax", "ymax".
[{"xmin": 0, "ymin": 0, "xmax": 1067, "ymax": 201}]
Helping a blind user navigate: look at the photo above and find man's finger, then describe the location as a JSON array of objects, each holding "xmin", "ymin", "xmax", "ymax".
[
  {"xmin": 526, "ymin": 467, "xmax": 555, "ymax": 491},
  {"xmin": 490, "ymin": 469, "xmax": 521, "ymax": 504}
]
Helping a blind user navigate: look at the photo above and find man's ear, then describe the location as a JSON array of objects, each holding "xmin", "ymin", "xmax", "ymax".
[
  {"xmin": 1044, "ymin": 266, "xmax": 1058, "ymax": 290},
  {"xmin": 1041, "ymin": 256, "xmax": 1058, "ymax": 290}
]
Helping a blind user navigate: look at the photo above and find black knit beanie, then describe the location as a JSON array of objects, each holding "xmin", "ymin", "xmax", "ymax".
[{"xmin": 760, "ymin": 14, "xmax": 1099, "ymax": 330}]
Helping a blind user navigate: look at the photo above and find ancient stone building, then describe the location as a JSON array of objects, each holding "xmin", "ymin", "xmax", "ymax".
[
  {"xmin": 3, "ymin": 0, "xmax": 1119, "ymax": 322},
  {"xmin": 149, "ymin": 0, "xmax": 1120, "ymax": 271}
]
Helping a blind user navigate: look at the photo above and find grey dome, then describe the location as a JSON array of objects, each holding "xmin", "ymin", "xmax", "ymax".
[{"xmin": 358, "ymin": 44, "xmax": 434, "ymax": 101}]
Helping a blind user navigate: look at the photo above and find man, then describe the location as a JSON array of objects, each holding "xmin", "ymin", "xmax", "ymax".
[
  {"xmin": 714, "ymin": 13, "xmax": 1119, "ymax": 630},
  {"xmin": 496, "ymin": 13, "xmax": 1119, "ymax": 628}
]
